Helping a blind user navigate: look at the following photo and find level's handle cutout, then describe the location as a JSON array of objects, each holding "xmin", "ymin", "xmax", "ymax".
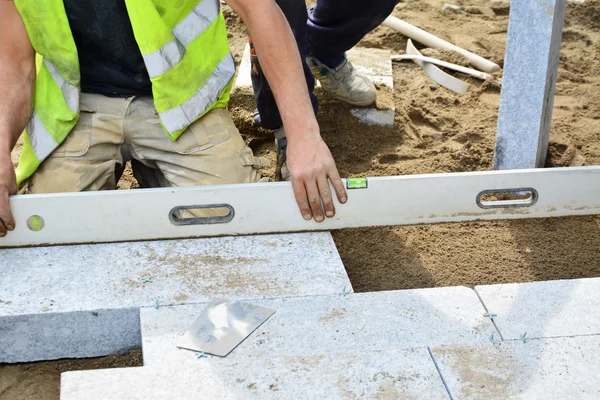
[
  {"xmin": 477, "ymin": 188, "xmax": 538, "ymax": 209},
  {"xmin": 169, "ymin": 204, "xmax": 235, "ymax": 226},
  {"xmin": 26, "ymin": 215, "xmax": 45, "ymax": 232}
]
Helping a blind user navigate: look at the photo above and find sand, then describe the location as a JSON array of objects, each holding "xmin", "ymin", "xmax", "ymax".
[
  {"xmin": 227, "ymin": 0, "xmax": 600, "ymax": 291},
  {"xmin": 3, "ymin": 1, "xmax": 600, "ymax": 399},
  {"xmin": 0, "ymin": 351, "xmax": 142, "ymax": 400}
]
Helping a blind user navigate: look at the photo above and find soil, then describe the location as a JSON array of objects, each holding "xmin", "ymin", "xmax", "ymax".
[
  {"xmin": 227, "ymin": 0, "xmax": 600, "ymax": 290},
  {"xmin": 0, "ymin": 350, "xmax": 142, "ymax": 400},
  {"xmin": 4, "ymin": 1, "xmax": 600, "ymax": 399}
]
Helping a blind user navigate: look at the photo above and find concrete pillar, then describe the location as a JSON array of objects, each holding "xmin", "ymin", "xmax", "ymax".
[{"xmin": 493, "ymin": 0, "xmax": 567, "ymax": 170}]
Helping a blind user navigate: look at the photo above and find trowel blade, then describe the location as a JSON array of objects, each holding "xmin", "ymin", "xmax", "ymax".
[{"xmin": 177, "ymin": 299, "xmax": 275, "ymax": 357}]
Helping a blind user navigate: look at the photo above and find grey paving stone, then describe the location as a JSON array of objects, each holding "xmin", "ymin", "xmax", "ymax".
[
  {"xmin": 443, "ymin": 4, "xmax": 463, "ymax": 14},
  {"xmin": 350, "ymin": 109, "xmax": 395, "ymax": 127},
  {"xmin": 0, "ymin": 233, "xmax": 351, "ymax": 362},
  {"xmin": 431, "ymin": 335, "xmax": 600, "ymax": 399},
  {"xmin": 475, "ymin": 278, "xmax": 600, "ymax": 340},
  {"xmin": 61, "ymin": 347, "xmax": 449, "ymax": 400},
  {"xmin": 140, "ymin": 286, "xmax": 496, "ymax": 366}
]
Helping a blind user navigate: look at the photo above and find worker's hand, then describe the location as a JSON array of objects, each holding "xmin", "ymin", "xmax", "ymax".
[
  {"xmin": 228, "ymin": 0, "xmax": 347, "ymax": 221},
  {"xmin": 0, "ymin": 152, "xmax": 17, "ymax": 237},
  {"xmin": 286, "ymin": 133, "xmax": 347, "ymax": 222}
]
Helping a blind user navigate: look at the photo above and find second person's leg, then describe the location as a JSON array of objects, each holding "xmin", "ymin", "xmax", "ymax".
[
  {"xmin": 304, "ymin": 0, "xmax": 399, "ymax": 106},
  {"xmin": 306, "ymin": 0, "xmax": 399, "ymax": 61}
]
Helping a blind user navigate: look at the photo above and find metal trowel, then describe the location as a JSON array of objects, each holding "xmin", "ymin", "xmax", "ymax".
[{"xmin": 177, "ymin": 299, "xmax": 275, "ymax": 357}]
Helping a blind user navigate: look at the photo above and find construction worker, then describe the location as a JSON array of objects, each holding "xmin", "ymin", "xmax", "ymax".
[
  {"xmin": 250, "ymin": 0, "xmax": 399, "ymax": 179},
  {"xmin": 0, "ymin": 0, "xmax": 349, "ymax": 237}
]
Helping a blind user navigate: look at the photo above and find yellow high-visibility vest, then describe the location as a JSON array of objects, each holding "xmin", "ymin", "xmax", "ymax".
[{"xmin": 14, "ymin": 0, "xmax": 234, "ymax": 185}]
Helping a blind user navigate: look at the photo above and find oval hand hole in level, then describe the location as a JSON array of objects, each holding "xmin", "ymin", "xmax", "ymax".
[
  {"xmin": 26, "ymin": 215, "xmax": 45, "ymax": 232},
  {"xmin": 476, "ymin": 188, "xmax": 538, "ymax": 209},
  {"xmin": 169, "ymin": 204, "xmax": 235, "ymax": 225}
]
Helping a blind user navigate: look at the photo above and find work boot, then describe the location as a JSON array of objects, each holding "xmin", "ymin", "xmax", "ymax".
[
  {"xmin": 274, "ymin": 127, "xmax": 290, "ymax": 181},
  {"xmin": 307, "ymin": 56, "xmax": 377, "ymax": 107}
]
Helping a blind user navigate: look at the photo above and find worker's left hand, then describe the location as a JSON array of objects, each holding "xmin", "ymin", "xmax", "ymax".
[{"xmin": 286, "ymin": 133, "xmax": 347, "ymax": 222}]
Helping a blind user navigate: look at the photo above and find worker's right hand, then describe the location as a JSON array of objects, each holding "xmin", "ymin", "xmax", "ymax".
[
  {"xmin": 0, "ymin": 152, "xmax": 17, "ymax": 237},
  {"xmin": 286, "ymin": 131, "xmax": 347, "ymax": 223}
]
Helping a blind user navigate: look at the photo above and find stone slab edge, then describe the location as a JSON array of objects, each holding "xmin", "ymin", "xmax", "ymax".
[
  {"xmin": 431, "ymin": 335, "xmax": 600, "ymax": 399},
  {"xmin": 475, "ymin": 277, "xmax": 600, "ymax": 341},
  {"xmin": 61, "ymin": 347, "xmax": 450, "ymax": 400},
  {"xmin": 1, "ymin": 233, "xmax": 351, "ymax": 362},
  {"xmin": 139, "ymin": 286, "xmax": 498, "ymax": 367}
]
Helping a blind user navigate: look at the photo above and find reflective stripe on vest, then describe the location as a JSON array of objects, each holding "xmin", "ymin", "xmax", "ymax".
[
  {"xmin": 43, "ymin": 58, "xmax": 80, "ymax": 113},
  {"xmin": 142, "ymin": 0, "xmax": 220, "ymax": 78},
  {"xmin": 159, "ymin": 52, "xmax": 235, "ymax": 134},
  {"xmin": 27, "ymin": 112, "xmax": 59, "ymax": 161},
  {"xmin": 26, "ymin": 58, "xmax": 79, "ymax": 162}
]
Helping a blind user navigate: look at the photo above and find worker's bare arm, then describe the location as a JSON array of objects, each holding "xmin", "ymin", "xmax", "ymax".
[
  {"xmin": 0, "ymin": 0, "xmax": 35, "ymax": 236},
  {"xmin": 226, "ymin": 0, "xmax": 347, "ymax": 223},
  {"xmin": 0, "ymin": 0, "xmax": 34, "ymax": 152}
]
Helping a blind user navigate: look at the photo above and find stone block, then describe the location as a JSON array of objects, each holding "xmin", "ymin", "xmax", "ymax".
[
  {"xmin": 431, "ymin": 335, "xmax": 600, "ymax": 399},
  {"xmin": 475, "ymin": 277, "xmax": 600, "ymax": 340},
  {"xmin": 0, "ymin": 233, "xmax": 351, "ymax": 362},
  {"xmin": 140, "ymin": 286, "xmax": 496, "ymax": 366},
  {"xmin": 61, "ymin": 347, "xmax": 449, "ymax": 400},
  {"xmin": 494, "ymin": 0, "xmax": 566, "ymax": 169},
  {"xmin": 443, "ymin": 4, "xmax": 463, "ymax": 14}
]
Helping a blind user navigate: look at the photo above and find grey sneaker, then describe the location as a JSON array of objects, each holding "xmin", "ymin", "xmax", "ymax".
[
  {"xmin": 307, "ymin": 56, "xmax": 377, "ymax": 106},
  {"xmin": 274, "ymin": 127, "xmax": 290, "ymax": 181}
]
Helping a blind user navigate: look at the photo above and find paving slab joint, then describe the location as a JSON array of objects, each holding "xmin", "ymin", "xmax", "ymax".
[
  {"xmin": 502, "ymin": 333, "xmax": 600, "ymax": 343},
  {"xmin": 474, "ymin": 287, "xmax": 505, "ymax": 341},
  {"xmin": 427, "ymin": 347, "xmax": 455, "ymax": 400},
  {"xmin": 0, "ymin": 232, "xmax": 350, "ymax": 362}
]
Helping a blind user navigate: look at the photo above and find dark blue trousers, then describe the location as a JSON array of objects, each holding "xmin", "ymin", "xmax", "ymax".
[{"xmin": 251, "ymin": 0, "xmax": 399, "ymax": 130}]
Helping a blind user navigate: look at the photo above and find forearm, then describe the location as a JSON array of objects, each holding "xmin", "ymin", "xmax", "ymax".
[
  {"xmin": 226, "ymin": 0, "xmax": 347, "ymax": 222},
  {"xmin": 0, "ymin": 61, "xmax": 34, "ymax": 155},
  {"xmin": 229, "ymin": 0, "xmax": 319, "ymax": 141},
  {"xmin": 0, "ymin": 0, "xmax": 35, "ymax": 155}
]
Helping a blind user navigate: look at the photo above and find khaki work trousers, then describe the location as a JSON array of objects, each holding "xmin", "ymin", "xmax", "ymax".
[{"xmin": 23, "ymin": 93, "xmax": 268, "ymax": 194}]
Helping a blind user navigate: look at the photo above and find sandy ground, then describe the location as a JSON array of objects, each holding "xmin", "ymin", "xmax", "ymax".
[
  {"xmin": 0, "ymin": 351, "xmax": 142, "ymax": 400},
  {"xmin": 228, "ymin": 0, "xmax": 600, "ymax": 291},
  {"xmin": 3, "ymin": 1, "xmax": 600, "ymax": 399}
]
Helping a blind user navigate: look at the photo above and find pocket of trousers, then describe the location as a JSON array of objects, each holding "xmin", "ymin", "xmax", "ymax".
[
  {"xmin": 52, "ymin": 108, "xmax": 94, "ymax": 158},
  {"xmin": 170, "ymin": 111, "xmax": 231, "ymax": 155}
]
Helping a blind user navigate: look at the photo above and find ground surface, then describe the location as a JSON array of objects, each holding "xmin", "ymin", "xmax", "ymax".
[
  {"xmin": 0, "ymin": 351, "xmax": 141, "ymax": 400},
  {"xmin": 3, "ymin": 1, "xmax": 600, "ymax": 399},
  {"xmin": 228, "ymin": 0, "xmax": 600, "ymax": 291}
]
